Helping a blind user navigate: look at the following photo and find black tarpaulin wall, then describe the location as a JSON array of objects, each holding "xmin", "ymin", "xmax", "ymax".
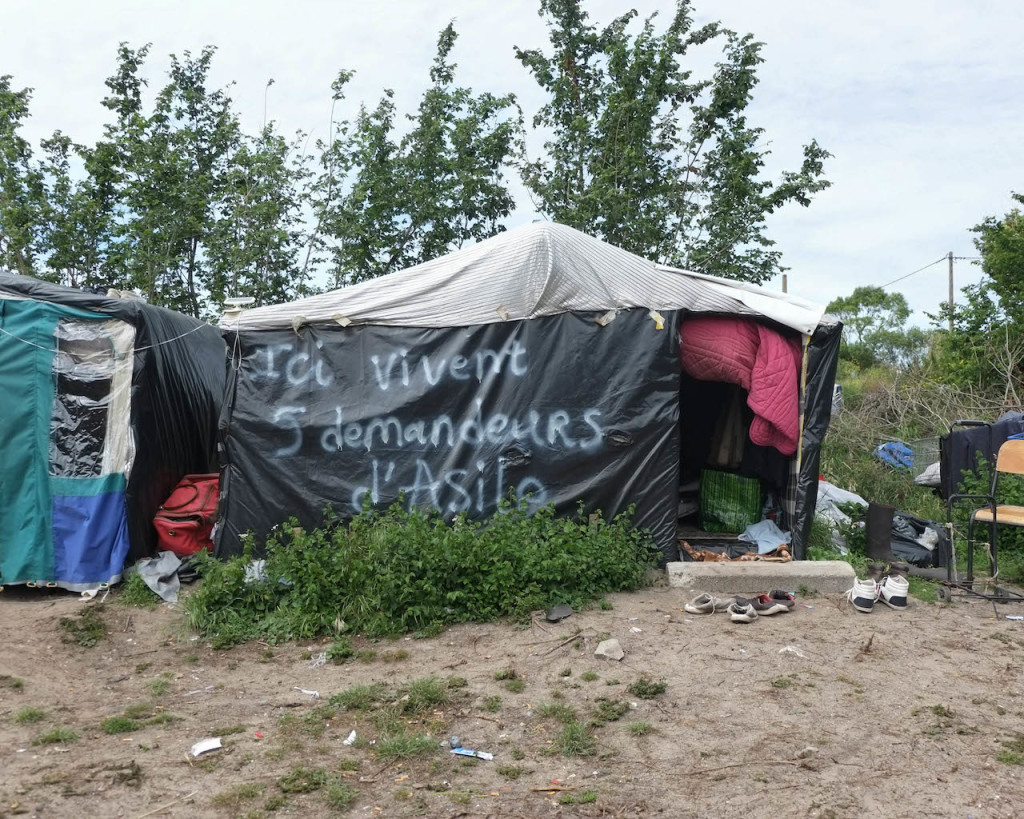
[
  {"xmin": 217, "ymin": 309, "xmax": 682, "ymax": 561},
  {"xmin": 791, "ymin": 321, "xmax": 842, "ymax": 559},
  {"xmin": 0, "ymin": 273, "xmax": 226, "ymax": 563}
]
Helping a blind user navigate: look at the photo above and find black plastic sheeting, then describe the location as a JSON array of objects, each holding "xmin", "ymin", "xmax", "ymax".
[
  {"xmin": 0, "ymin": 273, "xmax": 226, "ymax": 563},
  {"xmin": 218, "ymin": 309, "xmax": 682, "ymax": 561},
  {"xmin": 940, "ymin": 413, "xmax": 1024, "ymax": 500},
  {"xmin": 790, "ymin": 321, "xmax": 843, "ymax": 560}
]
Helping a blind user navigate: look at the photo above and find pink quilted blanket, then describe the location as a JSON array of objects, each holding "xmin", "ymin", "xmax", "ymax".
[{"xmin": 679, "ymin": 317, "xmax": 802, "ymax": 456}]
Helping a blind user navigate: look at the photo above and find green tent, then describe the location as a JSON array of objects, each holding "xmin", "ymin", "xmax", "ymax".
[{"xmin": 0, "ymin": 274, "xmax": 225, "ymax": 591}]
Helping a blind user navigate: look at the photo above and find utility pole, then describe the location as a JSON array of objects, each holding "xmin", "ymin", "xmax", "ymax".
[
  {"xmin": 782, "ymin": 273, "xmax": 788, "ymax": 294},
  {"xmin": 947, "ymin": 251, "xmax": 954, "ymax": 332}
]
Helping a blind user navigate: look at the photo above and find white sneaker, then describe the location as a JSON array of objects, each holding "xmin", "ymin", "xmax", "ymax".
[
  {"xmin": 878, "ymin": 574, "xmax": 909, "ymax": 610},
  {"xmin": 846, "ymin": 578, "xmax": 879, "ymax": 613},
  {"xmin": 728, "ymin": 601, "xmax": 758, "ymax": 623},
  {"xmin": 684, "ymin": 593, "xmax": 734, "ymax": 615}
]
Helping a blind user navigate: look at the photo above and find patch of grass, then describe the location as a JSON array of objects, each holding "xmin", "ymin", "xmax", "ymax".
[
  {"xmin": 58, "ymin": 606, "xmax": 106, "ymax": 647},
  {"xmin": 450, "ymin": 790, "xmax": 472, "ymax": 805},
  {"xmin": 33, "ymin": 726, "xmax": 79, "ymax": 745},
  {"xmin": 997, "ymin": 750, "xmax": 1024, "ymax": 765},
  {"xmin": 146, "ymin": 712, "xmax": 180, "ymax": 725},
  {"xmin": 559, "ymin": 667, "xmax": 572, "ymax": 677},
  {"xmin": 355, "ymin": 649, "xmax": 377, "ymax": 663},
  {"xmin": 559, "ymin": 789, "xmax": 598, "ymax": 805},
  {"xmin": 183, "ymin": 501, "xmax": 657, "ymax": 646},
  {"xmin": 538, "ymin": 702, "xmax": 576, "ymax": 723},
  {"xmin": 337, "ymin": 758, "xmax": 360, "ymax": 771},
  {"xmin": 599, "ymin": 599, "xmax": 614, "ymax": 610},
  {"xmin": 628, "ymin": 721, "xmax": 653, "ymax": 736},
  {"xmin": 123, "ymin": 703, "xmax": 156, "ymax": 719},
  {"xmin": 932, "ymin": 704, "xmax": 955, "ymax": 718},
  {"xmin": 591, "ymin": 697, "xmax": 628, "ymax": 724},
  {"xmin": 326, "ymin": 782, "xmax": 359, "ymax": 809},
  {"xmin": 329, "ymin": 683, "xmax": 389, "ymax": 711},
  {"xmin": 554, "ymin": 720, "xmax": 596, "ymax": 757},
  {"xmin": 0, "ymin": 675, "xmax": 25, "ymax": 691},
  {"xmin": 14, "ymin": 707, "xmax": 46, "ymax": 724},
  {"xmin": 770, "ymin": 677, "xmax": 793, "ymax": 690},
  {"xmin": 146, "ymin": 675, "xmax": 172, "ymax": 696},
  {"xmin": 264, "ymin": 794, "xmax": 287, "ymax": 811},
  {"xmin": 627, "ymin": 677, "xmax": 667, "ymax": 699},
  {"xmin": 375, "ymin": 732, "xmax": 438, "ymax": 762},
  {"xmin": 102, "ymin": 716, "xmax": 141, "ymax": 734},
  {"xmin": 498, "ymin": 764, "xmax": 526, "ymax": 780},
  {"xmin": 510, "ymin": 747, "xmax": 525, "ymax": 760},
  {"xmin": 907, "ymin": 576, "xmax": 938, "ymax": 603},
  {"xmin": 326, "ymin": 639, "xmax": 355, "ymax": 664},
  {"xmin": 278, "ymin": 767, "xmax": 328, "ymax": 794},
  {"xmin": 483, "ymin": 695, "xmax": 502, "ymax": 713},
  {"xmin": 581, "ymin": 671, "xmax": 599, "ymax": 682},
  {"xmin": 211, "ymin": 783, "xmax": 264, "ymax": 807},
  {"xmin": 403, "ymin": 676, "xmax": 452, "ymax": 714},
  {"xmin": 116, "ymin": 571, "xmax": 159, "ymax": 608},
  {"xmin": 605, "ymin": 678, "xmax": 620, "ymax": 686},
  {"xmin": 504, "ymin": 678, "xmax": 525, "ymax": 693},
  {"xmin": 135, "ymin": 662, "xmax": 151, "ymax": 673},
  {"xmin": 380, "ymin": 649, "xmax": 409, "ymax": 662},
  {"xmin": 494, "ymin": 668, "xmax": 518, "ymax": 681},
  {"xmin": 211, "ymin": 724, "xmax": 246, "ymax": 736}
]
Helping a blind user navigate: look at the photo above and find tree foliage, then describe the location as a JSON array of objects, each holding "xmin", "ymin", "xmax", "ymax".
[
  {"xmin": 925, "ymin": 195, "xmax": 1024, "ymax": 397},
  {"xmin": 826, "ymin": 286, "xmax": 928, "ymax": 368},
  {"xmin": 1, "ymin": 4, "xmax": 830, "ymax": 315},
  {"xmin": 515, "ymin": 0, "xmax": 830, "ymax": 283},
  {"xmin": 310, "ymin": 24, "xmax": 522, "ymax": 287}
]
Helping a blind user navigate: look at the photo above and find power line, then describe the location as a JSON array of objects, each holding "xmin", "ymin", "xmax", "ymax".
[{"xmin": 876, "ymin": 256, "xmax": 947, "ymax": 289}]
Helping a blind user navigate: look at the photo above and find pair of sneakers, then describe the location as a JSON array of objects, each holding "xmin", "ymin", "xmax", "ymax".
[
  {"xmin": 685, "ymin": 590, "xmax": 795, "ymax": 623},
  {"xmin": 846, "ymin": 565, "xmax": 909, "ymax": 613},
  {"xmin": 729, "ymin": 591, "xmax": 796, "ymax": 623}
]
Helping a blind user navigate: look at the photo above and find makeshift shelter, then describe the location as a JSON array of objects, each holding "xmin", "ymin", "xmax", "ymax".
[
  {"xmin": 217, "ymin": 222, "xmax": 840, "ymax": 563},
  {"xmin": 0, "ymin": 274, "xmax": 225, "ymax": 591}
]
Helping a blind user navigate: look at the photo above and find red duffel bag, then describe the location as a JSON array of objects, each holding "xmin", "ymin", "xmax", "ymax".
[{"xmin": 154, "ymin": 473, "xmax": 220, "ymax": 557}]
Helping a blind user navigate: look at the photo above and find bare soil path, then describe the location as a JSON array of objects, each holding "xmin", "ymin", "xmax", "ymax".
[{"xmin": 1, "ymin": 583, "xmax": 1023, "ymax": 818}]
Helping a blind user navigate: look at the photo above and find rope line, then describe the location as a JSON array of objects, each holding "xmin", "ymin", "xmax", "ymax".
[{"xmin": 0, "ymin": 321, "xmax": 212, "ymax": 356}]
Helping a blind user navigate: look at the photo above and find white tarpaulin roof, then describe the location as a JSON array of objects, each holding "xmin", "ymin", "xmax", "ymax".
[{"xmin": 224, "ymin": 222, "xmax": 828, "ymax": 335}]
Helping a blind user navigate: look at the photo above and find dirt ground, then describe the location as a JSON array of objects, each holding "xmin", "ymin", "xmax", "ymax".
[{"xmin": 2, "ymin": 580, "xmax": 1024, "ymax": 819}]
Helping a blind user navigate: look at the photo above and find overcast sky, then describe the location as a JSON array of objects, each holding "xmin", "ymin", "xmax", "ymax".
[{"xmin": 4, "ymin": 0, "xmax": 1021, "ymax": 324}]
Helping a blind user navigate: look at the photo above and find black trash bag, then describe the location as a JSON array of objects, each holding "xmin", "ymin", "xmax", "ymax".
[{"xmin": 889, "ymin": 512, "xmax": 948, "ymax": 568}]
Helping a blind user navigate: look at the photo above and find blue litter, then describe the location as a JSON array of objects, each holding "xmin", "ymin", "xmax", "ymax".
[{"xmin": 874, "ymin": 442, "xmax": 913, "ymax": 470}]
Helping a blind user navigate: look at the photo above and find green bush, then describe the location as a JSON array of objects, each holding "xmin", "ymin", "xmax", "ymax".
[{"xmin": 186, "ymin": 500, "xmax": 657, "ymax": 645}]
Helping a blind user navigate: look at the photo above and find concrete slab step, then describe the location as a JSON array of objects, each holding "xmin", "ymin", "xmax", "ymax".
[{"xmin": 666, "ymin": 560, "xmax": 855, "ymax": 595}]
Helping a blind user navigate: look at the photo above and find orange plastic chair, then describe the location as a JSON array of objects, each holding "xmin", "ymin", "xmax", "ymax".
[{"xmin": 962, "ymin": 438, "xmax": 1024, "ymax": 580}]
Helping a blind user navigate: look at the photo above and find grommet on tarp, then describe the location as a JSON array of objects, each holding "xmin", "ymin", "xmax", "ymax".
[
  {"xmin": 648, "ymin": 309, "xmax": 665, "ymax": 330},
  {"xmin": 495, "ymin": 306, "xmax": 511, "ymax": 321},
  {"xmin": 595, "ymin": 310, "xmax": 617, "ymax": 326},
  {"xmin": 332, "ymin": 313, "xmax": 352, "ymax": 328}
]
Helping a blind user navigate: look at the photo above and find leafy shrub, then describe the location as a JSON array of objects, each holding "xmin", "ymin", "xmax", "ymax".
[{"xmin": 186, "ymin": 500, "xmax": 657, "ymax": 645}]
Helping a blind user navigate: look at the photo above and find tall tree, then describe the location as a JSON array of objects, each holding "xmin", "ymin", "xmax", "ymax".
[
  {"xmin": 827, "ymin": 286, "xmax": 928, "ymax": 368},
  {"xmin": 311, "ymin": 23, "xmax": 522, "ymax": 286},
  {"xmin": 972, "ymin": 193, "xmax": 1024, "ymax": 327},
  {"xmin": 205, "ymin": 118, "xmax": 311, "ymax": 307},
  {"xmin": 0, "ymin": 76, "xmax": 44, "ymax": 276},
  {"xmin": 98, "ymin": 45, "xmax": 242, "ymax": 316},
  {"xmin": 36, "ymin": 131, "xmax": 115, "ymax": 288},
  {"xmin": 516, "ymin": 0, "xmax": 829, "ymax": 283}
]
